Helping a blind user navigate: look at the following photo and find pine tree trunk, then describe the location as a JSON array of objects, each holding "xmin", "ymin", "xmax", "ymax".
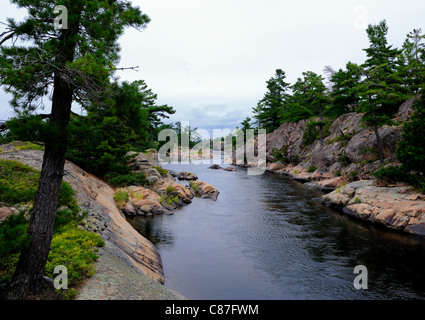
[
  {"xmin": 8, "ymin": 22, "xmax": 79, "ymax": 300},
  {"xmin": 8, "ymin": 76, "xmax": 73, "ymax": 299}
]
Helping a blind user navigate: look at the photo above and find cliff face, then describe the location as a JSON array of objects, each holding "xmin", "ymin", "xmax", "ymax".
[
  {"xmin": 264, "ymin": 97, "xmax": 416, "ymax": 181},
  {"xmin": 0, "ymin": 149, "xmax": 165, "ymax": 284}
]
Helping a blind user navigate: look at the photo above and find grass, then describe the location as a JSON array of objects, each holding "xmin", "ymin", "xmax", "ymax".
[
  {"xmin": 165, "ymin": 185, "xmax": 175, "ymax": 194},
  {"xmin": 190, "ymin": 181, "xmax": 199, "ymax": 196},
  {"xmin": 353, "ymin": 197, "xmax": 362, "ymax": 204},
  {"xmin": 114, "ymin": 189, "xmax": 129, "ymax": 209}
]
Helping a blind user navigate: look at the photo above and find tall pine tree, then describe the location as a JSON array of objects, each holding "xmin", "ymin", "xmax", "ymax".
[
  {"xmin": 359, "ymin": 20, "xmax": 408, "ymax": 163},
  {"xmin": 0, "ymin": 0, "xmax": 150, "ymax": 299},
  {"xmin": 253, "ymin": 69, "xmax": 290, "ymax": 132}
]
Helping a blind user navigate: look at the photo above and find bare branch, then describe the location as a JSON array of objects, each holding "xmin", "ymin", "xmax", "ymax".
[
  {"xmin": 0, "ymin": 30, "xmax": 16, "ymax": 46},
  {"xmin": 113, "ymin": 66, "xmax": 140, "ymax": 71}
]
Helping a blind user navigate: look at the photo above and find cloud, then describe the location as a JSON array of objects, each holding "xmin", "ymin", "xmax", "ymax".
[{"xmin": 1, "ymin": 0, "xmax": 425, "ymax": 132}]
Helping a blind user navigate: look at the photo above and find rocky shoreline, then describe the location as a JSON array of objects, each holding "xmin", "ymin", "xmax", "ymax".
[
  {"xmin": 264, "ymin": 163, "xmax": 425, "ymax": 238},
  {"xmin": 236, "ymin": 97, "xmax": 425, "ymax": 238}
]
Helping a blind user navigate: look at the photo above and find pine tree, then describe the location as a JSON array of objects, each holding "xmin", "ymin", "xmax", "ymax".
[
  {"xmin": 359, "ymin": 20, "xmax": 409, "ymax": 163},
  {"xmin": 399, "ymin": 29, "xmax": 425, "ymax": 94},
  {"xmin": 328, "ymin": 62, "xmax": 363, "ymax": 117},
  {"xmin": 280, "ymin": 71, "xmax": 330, "ymax": 146},
  {"xmin": 0, "ymin": 0, "xmax": 150, "ymax": 299},
  {"xmin": 396, "ymin": 94, "xmax": 425, "ymax": 191},
  {"xmin": 253, "ymin": 69, "xmax": 290, "ymax": 132}
]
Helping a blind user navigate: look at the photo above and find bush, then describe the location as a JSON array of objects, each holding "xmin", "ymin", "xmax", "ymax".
[
  {"xmin": 153, "ymin": 166, "xmax": 169, "ymax": 177},
  {"xmin": 165, "ymin": 185, "xmax": 175, "ymax": 194},
  {"xmin": 272, "ymin": 146, "xmax": 289, "ymax": 164},
  {"xmin": 0, "ymin": 212, "xmax": 30, "ymax": 283},
  {"xmin": 107, "ymin": 172, "xmax": 148, "ymax": 188},
  {"xmin": 302, "ymin": 125, "xmax": 319, "ymax": 146},
  {"xmin": 0, "ymin": 160, "xmax": 40, "ymax": 204},
  {"xmin": 45, "ymin": 225, "xmax": 104, "ymax": 288},
  {"xmin": 308, "ymin": 165, "xmax": 318, "ymax": 173},
  {"xmin": 397, "ymin": 96, "xmax": 425, "ymax": 178},
  {"xmin": 0, "ymin": 160, "xmax": 77, "ymax": 207},
  {"xmin": 373, "ymin": 166, "xmax": 410, "ymax": 183},
  {"xmin": 0, "ymin": 160, "xmax": 104, "ymax": 297}
]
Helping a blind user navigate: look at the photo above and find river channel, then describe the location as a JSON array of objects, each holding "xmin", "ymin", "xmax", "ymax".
[{"xmin": 127, "ymin": 162, "xmax": 425, "ymax": 300}]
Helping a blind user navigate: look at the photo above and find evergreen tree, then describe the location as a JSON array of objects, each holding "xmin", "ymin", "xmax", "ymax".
[
  {"xmin": 399, "ymin": 29, "xmax": 425, "ymax": 94},
  {"xmin": 240, "ymin": 117, "xmax": 253, "ymax": 134},
  {"xmin": 0, "ymin": 0, "xmax": 150, "ymax": 298},
  {"xmin": 396, "ymin": 94, "xmax": 425, "ymax": 190},
  {"xmin": 65, "ymin": 80, "xmax": 174, "ymax": 179},
  {"xmin": 359, "ymin": 20, "xmax": 408, "ymax": 163},
  {"xmin": 280, "ymin": 71, "xmax": 330, "ymax": 146},
  {"xmin": 253, "ymin": 69, "xmax": 290, "ymax": 132},
  {"xmin": 328, "ymin": 62, "xmax": 363, "ymax": 117}
]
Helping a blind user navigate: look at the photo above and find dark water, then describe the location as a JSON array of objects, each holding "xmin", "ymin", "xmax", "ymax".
[{"xmin": 127, "ymin": 162, "xmax": 425, "ymax": 300}]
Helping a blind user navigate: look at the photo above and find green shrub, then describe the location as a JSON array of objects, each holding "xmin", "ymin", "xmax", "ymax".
[
  {"xmin": 107, "ymin": 172, "xmax": 148, "ymax": 188},
  {"xmin": 45, "ymin": 225, "xmax": 105, "ymax": 288},
  {"xmin": 373, "ymin": 166, "xmax": 410, "ymax": 183},
  {"xmin": 0, "ymin": 160, "xmax": 78, "ymax": 208},
  {"xmin": 0, "ymin": 160, "xmax": 104, "ymax": 297},
  {"xmin": 0, "ymin": 212, "xmax": 30, "ymax": 283},
  {"xmin": 272, "ymin": 146, "xmax": 289, "ymax": 164},
  {"xmin": 308, "ymin": 165, "xmax": 318, "ymax": 173},
  {"xmin": 302, "ymin": 125, "xmax": 319, "ymax": 146},
  {"xmin": 0, "ymin": 160, "xmax": 40, "ymax": 204},
  {"xmin": 10, "ymin": 141, "xmax": 45, "ymax": 151},
  {"xmin": 190, "ymin": 181, "xmax": 199, "ymax": 196},
  {"xmin": 353, "ymin": 197, "xmax": 362, "ymax": 204},
  {"xmin": 338, "ymin": 150, "xmax": 351, "ymax": 165},
  {"xmin": 153, "ymin": 166, "xmax": 169, "ymax": 177}
]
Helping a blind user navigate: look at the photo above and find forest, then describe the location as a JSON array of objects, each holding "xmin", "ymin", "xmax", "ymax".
[{"xmin": 246, "ymin": 20, "xmax": 425, "ymax": 191}]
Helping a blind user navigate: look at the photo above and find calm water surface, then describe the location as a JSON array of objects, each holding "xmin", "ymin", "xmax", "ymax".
[{"xmin": 127, "ymin": 163, "xmax": 425, "ymax": 300}]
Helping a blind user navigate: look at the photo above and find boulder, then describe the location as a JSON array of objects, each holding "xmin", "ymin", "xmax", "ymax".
[
  {"xmin": 176, "ymin": 171, "xmax": 198, "ymax": 181},
  {"xmin": 190, "ymin": 181, "xmax": 220, "ymax": 201},
  {"xmin": 0, "ymin": 207, "xmax": 18, "ymax": 223}
]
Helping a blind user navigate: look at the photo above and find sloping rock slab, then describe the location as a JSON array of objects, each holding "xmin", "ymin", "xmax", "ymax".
[{"xmin": 0, "ymin": 150, "xmax": 165, "ymax": 284}]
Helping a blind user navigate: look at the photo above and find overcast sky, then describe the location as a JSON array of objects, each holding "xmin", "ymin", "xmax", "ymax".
[{"xmin": 1, "ymin": 0, "xmax": 425, "ymax": 135}]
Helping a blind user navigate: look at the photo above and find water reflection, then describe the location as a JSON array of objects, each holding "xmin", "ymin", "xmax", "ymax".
[
  {"xmin": 128, "ymin": 163, "xmax": 425, "ymax": 300},
  {"xmin": 127, "ymin": 216, "xmax": 175, "ymax": 247}
]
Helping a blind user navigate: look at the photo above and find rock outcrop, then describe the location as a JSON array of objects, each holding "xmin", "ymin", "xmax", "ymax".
[
  {"xmin": 319, "ymin": 180, "xmax": 425, "ymax": 237},
  {"xmin": 122, "ymin": 151, "xmax": 219, "ymax": 214},
  {"xmin": 0, "ymin": 149, "xmax": 165, "ymax": 284},
  {"xmin": 232, "ymin": 97, "xmax": 425, "ymax": 238},
  {"xmin": 189, "ymin": 181, "xmax": 220, "ymax": 201},
  {"xmin": 256, "ymin": 98, "xmax": 419, "ymax": 190}
]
